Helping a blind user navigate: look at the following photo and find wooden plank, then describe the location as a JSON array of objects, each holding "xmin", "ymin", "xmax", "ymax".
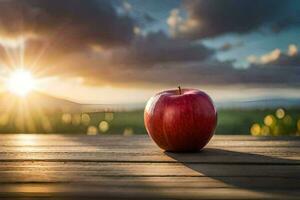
[
  {"xmin": 0, "ymin": 162, "xmax": 298, "ymax": 177},
  {"xmin": 0, "ymin": 146, "xmax": 299, "ymax": 154},
  {"xmin": 1, "ymin": 134, "xmax": 299, "ymax": 140},
  {"xmin": 0, "ymin": 176, "xmax": 298, "ymax": 189},
  {"xmin": 0, "ymin": 134, "xmax": 299, "ymax": 199},
  {"xmin": 0, "ymin": 184, "xmax": 298, "ymax": 199},
  {"xmin": 0, "ymin": 134, "xmax": 299, "ymax": 163},
  {"xmin": 0, "ymin": 148, "xmax": 298, "ymax": 164},
  {"xmin": 0, "ymin": 150, "xmax": 298, "ymax": 163},
  {"xmin": 0, "ymin": 135, "xmax": 300, "ymax": 148}
]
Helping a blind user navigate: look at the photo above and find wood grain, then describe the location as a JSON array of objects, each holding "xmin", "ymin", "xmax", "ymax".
[{"xmin": 0, "ymin": 134, "xmax": 299, "ymax": 199}]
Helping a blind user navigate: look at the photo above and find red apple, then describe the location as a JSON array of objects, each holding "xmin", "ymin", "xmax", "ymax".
[{"xmin": 144, "ymin": 87, "xmax": 217, "ymax": 152}]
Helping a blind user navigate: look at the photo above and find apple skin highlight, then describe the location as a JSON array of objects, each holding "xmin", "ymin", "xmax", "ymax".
[{"xmin": 144, "ymin": 88, "xmax": 217, "ymax": 152}]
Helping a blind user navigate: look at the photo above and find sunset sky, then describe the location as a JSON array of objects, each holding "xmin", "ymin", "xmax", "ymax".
[{"xmin": 0, "ymin": 0, "xmax": 299, "ymax": 104}]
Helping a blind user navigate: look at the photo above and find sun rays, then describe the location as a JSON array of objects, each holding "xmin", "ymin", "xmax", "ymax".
[{"xmin": 0, "ymin": 30, "xmax": 60, "ymax": 133}]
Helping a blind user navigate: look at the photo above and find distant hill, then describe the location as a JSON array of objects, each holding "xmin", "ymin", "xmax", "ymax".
[
  {"xmin": 0, "ymin": 91, "xmax": 299, "ymax": 113},
  {"xmin": 216, "ymin": 97, "xmax": 300, "ymax": 109},
  {"xmin": 81, "ymin": 98, "xmax": 300, "ymax": 111},
  {"xmin": 0, "ymin": 91, "xmax": 144, "ymax": 113},
  {"xmin": 80, "ymin": 103, "xmax": 146, "ymax": 112},
  {"xmin": 0, "ymin": 91, "xmax": 81, "ymax": 113}
]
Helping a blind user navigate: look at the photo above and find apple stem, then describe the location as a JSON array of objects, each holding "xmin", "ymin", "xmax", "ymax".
[{"xmin": 178, "ymin": 86, "xmax": 182, "ymax": 95}]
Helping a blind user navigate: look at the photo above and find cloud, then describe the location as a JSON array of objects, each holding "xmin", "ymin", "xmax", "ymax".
[
  {"xmin": 0, "ymin": 0, "xmax": 135, "ymax": 49},
  {"xmin": 73, "ymin": 56, "xmax": 300, "ymax": 88},
  {"xmin": 247, "ymin": 49, "xmax": 281, "ymax": 65},
  {"xmin": 271, "ymin": 14, "xmax": 300, "ymax": 33},
  {"xmin": 287, "ymin": 44, "xmax": 298, "ymax": 56},
  {"xmin": 107, "ymin": 31, "xmax": 214, "ymax": 66},
  {"xmin": 168, "ymin": 0, "xmax": 293, "ymax": 39},
  {"xmin": 219, "ymin": 41, "xmax": 244, "ymax": 52},
  {"xmin": 0, "ymin": 1, "xmax": 299, "ymax": 89},
  {"xmin": 123, "ymin": 1, "xmax": 133, "ymax": 13},
  {"xmin": 248, "ymin": 44, "xmax": 300, "ymax": 66},
  {"xmin": 0, "ymin": 0, "xmax": 138, "ymax": 71},
  {"xmin": 167, "ymin": 9, "xmax": 185, "ymax": 37},
  {"xmin": 49, "ymin": 42, "xmax": 300, "ymax": 88},
  {"xmin": 143, "ymin": 14, "xmax": 156, "ymax": 23},
  {"xmin": 43, "ymin": 31, "xmax": 216, "ymax": 85}
]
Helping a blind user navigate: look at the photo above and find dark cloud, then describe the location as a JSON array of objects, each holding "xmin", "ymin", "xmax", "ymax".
[
  {"xmin": 271, "ymin": 14, "xmax": 300, "ymax": 33},
  {"xmin": 48, "ymin": 40, "xmax": 300, "ymax": 88},
  {"xmin": 0, "ymin": 0, "xmax": 137, "ymax": 71},
  {"xmin": 270, "ymin": 55, "xmax": 300, "ymax": 66},
  {"xmin": 68, "ymin": 56, "xmax": 300, "ymax": 88},
  {"xmin": 219, "ymin": 41, "xmax": 243, "ymax": 52},
  {"xmin": 143, "ymin": 14, "xmax": 156, "ymax": 23},
  {"xmin": 170, "ymin": 0, "xmax": 294, "ymax": 39},
  {"xmin": 42, "ymin": 31, "xmax": 215, "ymax": 85},
  {"xmin": 109, "ymin": 31, "xmax": 214, "ymax": 66},
  {"xmin": 0, "ymin": 0, "xmax": 135, "ymax": 48}
]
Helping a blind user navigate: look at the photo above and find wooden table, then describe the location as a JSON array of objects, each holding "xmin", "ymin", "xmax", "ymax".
[{"xmin": 0, "ymin": 134, "xmax": 299, "ymax": 199}]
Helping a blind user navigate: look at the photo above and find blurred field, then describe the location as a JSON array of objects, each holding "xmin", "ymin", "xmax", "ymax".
[
  {"xmin": 216, "ymin": 108, "xmax": 300, "ymax": 135},
  {"xmin": 0, "ymin": 107, "xmax": 299, "ymax": 135}
]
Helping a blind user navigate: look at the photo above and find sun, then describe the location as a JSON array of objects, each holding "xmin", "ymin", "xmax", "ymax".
[{"xmin": 6, "ymin": 69, "xmax": 36, "ymax": 97}]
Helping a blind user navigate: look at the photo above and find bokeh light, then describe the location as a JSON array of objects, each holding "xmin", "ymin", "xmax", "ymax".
[
  {"xmin": 99, "ymin": 121, "xmax": 109, "ymax": 133},
  {"xmin": 276, "ymin": 108, "xmax": 285, "ymax": 119},
  {"xmin": 87, "ymin": 126, "xmax": 98, "ymax": 135},
  {"xmin": 264, "ymin": 115, "xmax": 275, "ymax": 126},
  {"xmin": 250, "ymin": 123, "xmax": 261, "ymax": 136},
  {"xmin": 62, "ymin": 113, "xmax": 72, "ymax": 124},
  {"xmin": 250, "ymin": 108, "xmax": 299, "ymax": 136}
]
